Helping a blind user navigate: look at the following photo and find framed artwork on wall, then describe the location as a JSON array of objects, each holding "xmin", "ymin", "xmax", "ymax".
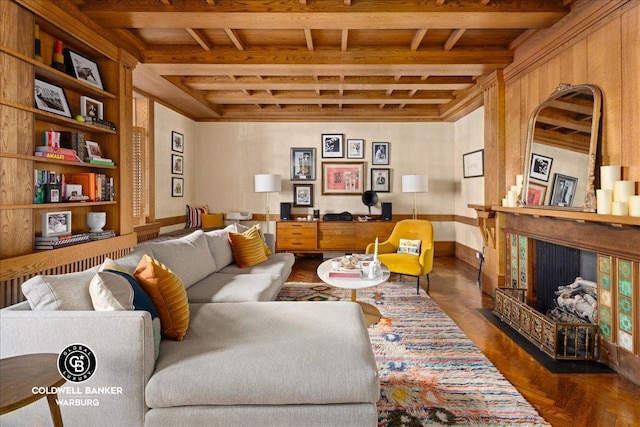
[
  {"xmin": 463, "ymin": 149, "xmax": 484, "ymax": 178},
  {"xmin": 34, "ymin": 79, "xmax": 72, "ymax": 118},
  {"xmin": 550, "ymin": 174, "xmax": 577, "ymax": 207},
  {"xmin": 371, "ymin": 168, "xmax": 390, "ymax": 193},
  {"xmin": 290, "ymin": 147, "xmax": 316, "ymax": 180},
  {"xmin": 41, "ymin": 211, "xmax": 72, "ymax": 237},
  {"xmin": 347, "ymin": 139, "xmax": 364, "ymax": 159},
  {"xmin": 321, "ymin": 134, "xmax": 344, "ymax": 158},
  {"xmin": 172, "ymin": 131, "xmax": 184, "ymax": 153},
  {"xmin": 172, "ymin": 154, "xmax": 183, "ymax": 175},
  {"xmin": 529, "ymin": 153, "xmax": 553, "ymax": 182},
  {"xmin": 293, "ymin": 184, "xmax": 314, "ymax": 207},
  {"xmin": 372, "ymin": 142, "xmax": 389, "ymax": 165},
  {"xmin": 172, "ymin": 177, "xmax": 184, "ymax": 197},
  {"xmin": 321, "ymin": 162, "xmax": 364, "ymax": 195}
]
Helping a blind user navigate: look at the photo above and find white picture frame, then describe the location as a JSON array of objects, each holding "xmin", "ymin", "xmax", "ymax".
[
  {"xmin": 347, "ymin": 139, "xmax": 364, "ymax": 159},
  {"xmin": 80, "ymin": 96, "xmax": 104, "ymax": 120},
  {"xmin": 85, "ymin": 140, "xmax": 103, "ymax": 159},
  {"xmin": 42, "ymin": 211, "xmax": 72, "ymax": 237}
]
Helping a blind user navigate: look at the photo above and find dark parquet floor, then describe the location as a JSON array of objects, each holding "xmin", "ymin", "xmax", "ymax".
[{"xmin": 286, "ymin": 255, "xmax": 640, "ymax": 427}]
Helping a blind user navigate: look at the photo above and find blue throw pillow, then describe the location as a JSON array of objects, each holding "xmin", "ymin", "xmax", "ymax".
[{"xmin": 101, "ymin": 268, "xmax": 158, "ymax": 320}]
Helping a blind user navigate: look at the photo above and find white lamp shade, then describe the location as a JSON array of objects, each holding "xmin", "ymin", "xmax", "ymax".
[
  {"xmin": 402, "ymin": 175, "xmax": 429, "ymax": 193},
  {"xmin": 254, "ymin": 174, "xmax": 281, "ymax": 192}
]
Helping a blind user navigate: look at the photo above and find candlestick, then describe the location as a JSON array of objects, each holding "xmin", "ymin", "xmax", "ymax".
[{"xmin": 374, "ymin": 237, "xmax": 378, "ymax": 259}]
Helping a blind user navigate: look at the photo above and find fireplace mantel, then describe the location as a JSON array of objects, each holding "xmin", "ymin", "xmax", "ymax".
[{"xmin": 495, "ymin": 206, "xmax": 639, "ymax": 384}]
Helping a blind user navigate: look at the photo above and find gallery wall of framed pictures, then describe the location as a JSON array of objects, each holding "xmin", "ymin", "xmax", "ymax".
[{"xmin": 171, "ymin": 131, "xmax": 184, "ymax": 197}]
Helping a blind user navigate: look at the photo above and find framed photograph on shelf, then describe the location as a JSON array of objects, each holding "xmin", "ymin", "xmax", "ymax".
[
  {"xmin": 41, "ymin": 211, "xmax": 72, "ymax": 237},
  {"xmin": 293, "ymin": 184, "xmax": 314, "ymax": 207},
  {"xmin": 371, "ymin": 168, "xmax": 390, "ymax": 193},
  {"xmin": 321, "ymin": 134, "xmax": 344, "ymax": 158},
  {"xmin": 550, "ymin": 174, "xmax": 577, "ymax": 207},
  {"xmin": 347, "ymin": 139, "xmax": 364, "ymax": 159},
  {"xmin": 80, "ymin": 96, "xmax": 103, "ymax": 120},
  {"xmin": 64, "ymin": 49, "xmax": 104, "ymax": 90},
  {"xmin": 372, "ymin": 142, "xmax": 389, "ymax": 165},
  {"xmin": 85, "ymin": 140, "xmax": 103, "ymax": 159},
  {"xmin": 172, "ymin": 131, "xmax": 184, "ymax": 153},
  {"xmin": 321, "ymin": 162, "xmax": 364, "ymax": 195},
  {"xmin": 526, "ymin": 183, "xmax": 547, "ymax": 205},
  {"xmin": 34, "ymin": 79, "xmax": 72, "ymax": 118},
  {"xmin": 172, "ymin": 177, "xmax": 184, "ymax": 197},
  {"xmin": 463, "ymin": 149, "xmax": 484, "ymax": 178},
  {"xmin": 172, "ymin": 154, "xmax": 183, "ymax": 175},
  {"xmin": 529, "ymin": 153, "xmax": 553, "ymax": 182},
  {"xmin": 290, "ymin": 147, "xmax": 316, "ymax": 180}
]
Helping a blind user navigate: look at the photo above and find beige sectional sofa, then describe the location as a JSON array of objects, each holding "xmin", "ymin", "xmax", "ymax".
[{"xmin": 0, "ymin": 226, "xmax": 380, "ymax": 426}]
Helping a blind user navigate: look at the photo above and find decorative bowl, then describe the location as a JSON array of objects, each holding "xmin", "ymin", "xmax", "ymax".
[{"xmin": 87, "ymin": 212, "xmax": 106, "ymax": 233}]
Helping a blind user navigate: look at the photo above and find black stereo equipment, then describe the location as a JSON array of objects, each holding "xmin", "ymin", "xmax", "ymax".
[
  {"xmin": 280, "ymin": 202, "xmax": 292, "ymax": 220},
  {"xmin": 381, "ymin": 202, "xmax": 392, "ymax": 220},
  {"xmin": 322, "ymin": 211, "xmax": 353, "ymax": 221}
]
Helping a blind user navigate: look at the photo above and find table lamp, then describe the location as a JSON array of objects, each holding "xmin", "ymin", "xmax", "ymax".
[
  {"xmin": 254, "ymin": 174, "xmax": 281, "ymax": 233},
  {"xmin": 402, "ymin": 175, "xmax": 428, "ymax": 219}
]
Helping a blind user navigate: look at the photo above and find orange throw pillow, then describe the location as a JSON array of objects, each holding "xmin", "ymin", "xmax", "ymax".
[
  {"xmin": 134, "ymin": 255, "xmax": 190, "ymax": 341},
  {"xmin": 228, "ymin": 225, "xmax": 268, "ymax": 268}
]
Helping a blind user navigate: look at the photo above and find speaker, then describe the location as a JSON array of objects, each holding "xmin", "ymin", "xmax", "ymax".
[
  {"xmin": 280, "ymin": 202, "xmax": 292, "ymax": 220},
  {"xmin": 381, "ymin": 202, "xmax": 392, "ymax": 220}
]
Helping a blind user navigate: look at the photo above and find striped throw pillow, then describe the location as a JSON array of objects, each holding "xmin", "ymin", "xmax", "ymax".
[{"xmin": 228, "ymin": 225, "xmax": 268, "ymax": 268}]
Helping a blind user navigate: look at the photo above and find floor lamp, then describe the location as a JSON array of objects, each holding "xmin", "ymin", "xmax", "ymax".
[
  {"xmin": 402, "ymin": 175, "xmax": 428, "ymax": 219},
  {"xmin": 254, "ymin": 174, "xmax": 281, "ymax": 233}
]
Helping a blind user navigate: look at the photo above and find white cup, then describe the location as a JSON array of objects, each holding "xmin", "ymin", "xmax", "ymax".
[{"xmin": 331, "ymin": 260, "xmax": 341, "ymax": 271}]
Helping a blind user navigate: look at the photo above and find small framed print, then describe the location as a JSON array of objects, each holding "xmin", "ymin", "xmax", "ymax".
[
  {"xmin": 290, "ymin": 147, "xmax": 316, "ymax": 180},
  {"xmin": 529, "ymin": 153, "xmax": 553, "ymax": 182},
  {"xmin": 321, "ymin": 134, "xmax": 344, "ymax": 158},
  {"xmin": 526, "ymin": 183, "xmax": 547, "ymax": 205},
  {"xmin": 172, "ymin": 131, "xmax": 184, "ymax": 153},
  {"xmin": 64, "ymin": 49, "xmax": 104, "ymax": 90},
  {"xmin": 172, "ymin": 154, "xmax": 183, "ymax": 175},
  {"xmin": 550, "ymin": 174, "xmax": 577, "ymax": 207},
  {"xmin": 321, "ymin": 161, "xmax": 364, "ymax": 195},
  {"xmin": 372, "ymin": 142, "xmax": 389, "ymax": 165},
  {"xmin": 172, "ymin": 177, "xmax": 184, "ymax": 197},
  {"xmin": 80, "ymin": 96, "xmax": 103, "ymax": 120},
  {"xmin": 85, "ymin": 140, "xmax": 103, "ymax": 159},
  {"xmin": 42, "ymin": 211, "xmax": 72, "ymax": 237},
  {"xmin": 347, "ymin": 139, "xmax": 364, "ymax": 159},
  {"xmin": 293, "ymin": 184, "xmax": 314, "ymax": 207},
  {"xmin": 463, "ymin": 149, "xmax": 484, "ymax": 178},
  {"xmin": 371, "ymin": 168, "xmax": 390, "ymax": 193},
  {"xmin": 34, "ymin": 79, "xmax": 72, "ymax": 118}
]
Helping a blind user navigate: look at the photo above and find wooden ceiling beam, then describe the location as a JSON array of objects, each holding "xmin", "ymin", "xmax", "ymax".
[
  {"xmin": 185, "ymin": 28, "xmax": 212, "ymax": 51},
  {"xmin": 304, "ymin": 29, "xmax": 314, "ymax": 50},
  {"xmin": 444, "ymin": 29, "xmax": 466, "ymax": 51},
  {"xmin": 411, "ymin": 29, "xmax": 428, "ymax": 51},
  {"xmin": 224, "ymin": 28, "xmax": 245, "ymax": 51},
  {"xmin": 341, "ymin": 29, "xmax": 348, "ymax": 52},
  {"xmin": 204, "ymin": 92, "xmax": 454, "ymax": 105}
]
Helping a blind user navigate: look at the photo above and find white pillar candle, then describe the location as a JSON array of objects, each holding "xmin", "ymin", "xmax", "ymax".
[
  {"xmin": 600, "ymin": 166, "xmax": 621, "ymax": 190},
  {"xmin": 629, "ymin": 195, "xmax": 640, "ymax": 217},
  {"xmin": 502, "ymin": 197, "xmax": 508, "ymax": 207},
  {"xmin": 507, "ymin": 190, "xmax": 517, "ymax": 207},
  {"xmin": 611, "ymin": 201, "xmax": 628, "ymax": 216},
  {"xmin": 516, "ymin": 175, "xmax": 524, "ymax": 189},
  {"xmin": 613, "ymin": 180, "xmax": 635, "ymax": 203},
  {"xmin": 596, "ymin": 189, "xmax": 613, "ymax": 215}
]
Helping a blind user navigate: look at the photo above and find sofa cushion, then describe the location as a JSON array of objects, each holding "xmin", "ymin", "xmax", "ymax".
[
  {"xmin": 146, "ymin": 302, "xmax": 379, "ymax": 408},
  {"xmin": 142, "ymin": 230, "xmax": 217, "ymax": 289},
  {"xmin": 21, "ymin": 269, "xmax": 97, "ymax": 310},
  {"xmin": 134, "ymin": 255, "xmax": 190, "ymax": 341},
  {"xmin": 186, "ymin": 204, "xmax": 208, "ymax": 228},
  {"xmin": 226, "ymin": 223, "xmax": 271, "ymax": 255},
  {"xmin": 89, "ymin": 271, "xmax": 134, "ymax": 311},
  {"xmin": 201, "ymin": 212, "xmax": 223, "ymax": 228},
  {"xmin": 228, "ymin": 226, "xmax": 268, "ymax": 268},
  {"xmin": 186, "ymin": 273, "xmax": 277, "ymax": 303},
  {"xmin": 99, "ymin": 259, "xmax": 159, "ymax": 319},
  {"xmin": 203, "ymin": 229, "xmax": 234, "ymax": 271}
]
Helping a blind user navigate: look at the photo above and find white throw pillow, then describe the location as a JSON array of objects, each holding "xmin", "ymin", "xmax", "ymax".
[
  {"xmin": 397, "ymin": 238, "xmax": 421, "ymax": 255},
  {"xmin": 89, "ymin": 272, "xmax": 134, "ymax": 311},
  {"xmin": 21, "ymin": 270, "xmax": 96, "ymax": 310}
]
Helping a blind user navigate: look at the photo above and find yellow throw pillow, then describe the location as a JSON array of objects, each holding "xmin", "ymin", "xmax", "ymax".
[
  {"xmin": 255, "ymin": 223, "xmax": 273, "ymax": 256},
  {"xmin": 201, "ymin": 213, "xmax": 224, "ymax": 228},
  {"xmin": 134, "ymin": 255, "xmax": 190, "ymax": 341},
  {"xmin": 228, "ymin": 225, "xmax": 268, "ymax": 268}
]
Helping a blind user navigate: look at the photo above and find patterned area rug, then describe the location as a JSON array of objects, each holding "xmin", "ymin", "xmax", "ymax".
[{"xmin": 278, "ymin": 282, "xmax": 550, "ymax": 427}]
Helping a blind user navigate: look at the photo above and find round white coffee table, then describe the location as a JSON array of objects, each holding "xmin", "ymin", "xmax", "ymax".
[{"xmin": 317, "ymin": 257, "xmax": 390, "ymax": 325}]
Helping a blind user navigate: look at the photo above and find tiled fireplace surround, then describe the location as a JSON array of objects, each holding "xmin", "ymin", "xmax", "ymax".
[{"xmin": 498, "ymin": 211, "xmax": 639, "ymax": 385}]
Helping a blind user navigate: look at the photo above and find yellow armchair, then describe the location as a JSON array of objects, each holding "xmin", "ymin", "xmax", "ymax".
[{"xmin": 365, "ymin": 219, "xmax": 434, "ymax": 294}]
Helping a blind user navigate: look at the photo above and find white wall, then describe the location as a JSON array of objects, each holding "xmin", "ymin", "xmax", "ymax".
[{"xmin": 454, "ymin": 107, "xmax": 485, "ymax": 253}]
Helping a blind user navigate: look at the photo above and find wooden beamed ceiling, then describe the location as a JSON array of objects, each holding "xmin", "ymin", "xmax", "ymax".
[{"xmin": 71, "ymin": 0, "xmax": 573, "ymax": 121}]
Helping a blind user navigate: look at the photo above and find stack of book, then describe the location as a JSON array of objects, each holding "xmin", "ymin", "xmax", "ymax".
[
  {"xmin": 328, "ymin": 269, "xmax": 362, "ymax": 278},
  {"xmin": 34, "ymin": 146, "xmax": 81, "ymax": 162},
  {"xmin": 35, "ymin": 233, "xmax": 90, "ymax": 250},
  {"xmin": 84, "ymin": 117, "xmax": 117, "ymax": 131},
  {"xmin": 87, "ymin": 230, "xmax": 116, "ymax": 240}
]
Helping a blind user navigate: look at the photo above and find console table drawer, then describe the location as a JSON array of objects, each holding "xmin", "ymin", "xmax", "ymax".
[
  {"xmin": 277, "ymin": 227, "xmax": 317, "ymax": 239},
  {"xmin": 277, "ymin": 238, "xmax": 317, "ymax": 250}
]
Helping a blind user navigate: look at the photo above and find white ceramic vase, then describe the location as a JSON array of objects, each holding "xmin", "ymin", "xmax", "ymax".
[{"xmin": 86, "ymin": 212, "xmax": 106, "ymax": 233}]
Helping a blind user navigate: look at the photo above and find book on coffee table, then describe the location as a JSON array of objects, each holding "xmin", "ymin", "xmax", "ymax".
[{"xmin": 328, "ymin": 270, "xmax": 362, "ymax": 278}]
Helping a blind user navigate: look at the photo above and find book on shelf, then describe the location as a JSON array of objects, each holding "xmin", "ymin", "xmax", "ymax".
[
  {"xmin": 89, "ymin": 157, "xmax": 115, "ymax": 166},
  {"xmin": 84, "ymin": 117, "xmax": 117, "ymax": 131},
  {"xmin": 34, "ymin": 170, "xmax": 64, "ymax": 203},
  {"xmin": 34, "ymin": 151, "xmax": 80, "ymax": 162},
  {"xmin": 328, "ymin": 270, "xmax": 362, "ymax": 278},
  {"xmin": 41, "ymin": 130, "xmax": 89, "ymax": 162},
  {"xmin": 35, "ymin": 233, "xmax": 90, "ymax": 250},
  {"xmin": 87, "ymin": 230, "xmax": 116, "ymax": 240}
]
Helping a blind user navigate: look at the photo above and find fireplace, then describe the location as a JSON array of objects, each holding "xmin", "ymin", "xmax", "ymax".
[{"xmin": 493, "ymin": 207, "xmax": 640, "ymax": 384}]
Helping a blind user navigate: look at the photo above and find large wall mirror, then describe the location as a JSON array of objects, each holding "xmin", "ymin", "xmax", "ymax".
[{"xmin": 520, "ymin": 83, "xmax": 602, "ymax": 212}]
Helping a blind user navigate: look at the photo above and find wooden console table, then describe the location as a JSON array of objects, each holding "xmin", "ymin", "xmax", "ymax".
[{"xmin": 276, "ymin": 220, "xmax": 396, "ymax": 253}]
